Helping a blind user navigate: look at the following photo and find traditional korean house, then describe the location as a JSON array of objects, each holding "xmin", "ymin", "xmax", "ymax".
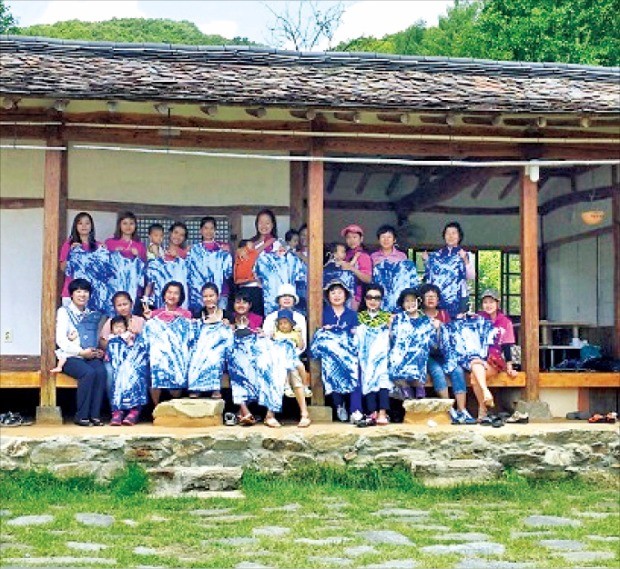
[{"xmin": 1, "ymin": 35, "xmax": 618, "ymax": 422}]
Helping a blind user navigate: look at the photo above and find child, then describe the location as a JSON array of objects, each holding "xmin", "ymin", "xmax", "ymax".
[
  {"xmin": 355, "ymin": 284, "xmax": 393, "ymax": 427},
  {"xmin": 107, "ymin": 315, "xmax": 135, "ymax": 346},
  {"xmin": 325, "ymin": 242, "xmax": 348, "ymax": 267},
  {"xmin": 271, "ymin": 309, "xmax": 311, "ymax": 427},
  {"xmin": 323, "ymin": 243, "xmax": 356, "ymax": 308},
  {"xmin": 389, "ymin": 288, "xmax": 436, "ymax": 401},
  {"xmin": 284, "ymin": 229, "xmax": 300, "ymax": 253},
  {"xmin": 146, "ymin": 223, "xmax": 165, "ymax": 261},
  {"xmin": 233, "ymin": 239, "xmax": 259, "ymax": 286},
  {"xmin": 50, "ymin": 329, "xmax": 79, "ymax": 373}
]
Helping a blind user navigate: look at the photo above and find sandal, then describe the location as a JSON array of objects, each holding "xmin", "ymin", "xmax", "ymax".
[
  {"xmin": 506, "ymin": 411, "xmax": 529, "ymax": 424},
  {"xmin": 264, "ymin": 416, "xmax": 282, "ymax": 428},
  {"xmin": 90, "ymin": 418, "xmax": 105, "ymax": 427},
  {"xmin": 0, "ymin": 412, "xmax": 32, "ymax": 427},
  {"xmin": 224, "ymin": 412, "xmax": 238, "ymax": 426},
  {"xmin": 606, "ymin": 412, "xmax": 618, "ymax": 424},
  {"xmin": 238, "ymin": 414, "xmax": 256, "ymax": 426},
  {"xmin": 376, "ymin": 416, "xmax": 389, "ymax": 426},
  {"xmin": 297, "ymin": 416, "xmax": 312, "ymax": 428},
  {"xmin": 588, "ymin": 414, "xmax": 607, "ymax": 424}
]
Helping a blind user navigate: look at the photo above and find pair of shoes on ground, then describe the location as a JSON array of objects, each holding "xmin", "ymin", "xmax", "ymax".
[
  {"xmin": 478, "ymin": 414, "xmax": 505, "ymax": 428},
  {"xmin": 303, "ymin": 386, "xmax": 313, "ymax": 398},
  {"xmin": 449, "ymin": 408, "xmax": 477, "ymax": 425},
  {"xmin": 588, "ymin": 412, "xmax": 617, "ymax": 424},
  {"xmin": 505, "ymin": 411, "xmax": 530, "ymax": 424},
  {"xmin": 356, "ymin": 412, "xmax": 389, "ymax": 428},
  {"xmin": 73, "ymin": 417, "xmax": 104, "ymax": 427},
  {"xmin": 566, "ymin": 410, "xmax": 591, "ymax": 420},
  {"xmin": 0, "ymin": 411, "xmax": 34, "ymax": 427},
  {"xmin": 109, "ymin": 408, "xmax": 140, "ymax": 427},
  {"xmin": 284, "ymin": 386, "xmax": 296, "ymax": 398}
]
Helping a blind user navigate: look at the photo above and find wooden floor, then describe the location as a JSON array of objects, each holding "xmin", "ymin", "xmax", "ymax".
[{"xmin": 1, "ymin": 370, "xmax": 618, "ymax": 389}]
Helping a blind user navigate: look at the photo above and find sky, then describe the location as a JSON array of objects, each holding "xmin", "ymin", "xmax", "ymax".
[{"xmin": 7, "ymin": 0, "xmax": 455, "ymax": 48}]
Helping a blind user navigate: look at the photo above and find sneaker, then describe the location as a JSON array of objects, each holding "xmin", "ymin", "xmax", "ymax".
[
  {"xmin": 336, "ymin": 404, "xmax": 348, "ymax": 422},
  {"xmin": 452, "ymin": 410, "xmax": 477, "ymax": 425},
  {"xmin": 122, "ymin": 408, "xmax": 140, "ymax": 426},
  {"xmin": 401, "ymin": 386, "xmax": 415, "ymax": 400},
  {"xmin": 349, "ymin": 410, "xmax": 364, "ymax": 424},
  {"xmin": 303, "ymin": 386, "xmax": 313, "ymax": 398},
  {"xmin": 110, "ymin": 411, "xmax": 123, "ymax": 426},
  {"xmin": 448, "ymin": 407, "xmax": 459, "ymax": 422},
  {"xmin": 224, "ymin": 412, "xmax": 238, "ymax": 426},
  {"xmin": 415, "ymin": 385, "xmax": 426, "ymax": 399},
  {"xmin": 283, "ymin": 386, "xmax": 295, "ymax": 398}
]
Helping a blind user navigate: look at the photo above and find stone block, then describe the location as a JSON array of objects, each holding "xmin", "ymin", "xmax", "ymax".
[
  {"xmin": 153, "ymin": 398, "xmax": 224, "ymax": 427},
  {"xmin": 149, "ymin": 465, "xmax": 243, "ymax": 496},
  {"xmin": 307, "ymin": 405, "xmax": 333, "ymax": 423},
  {"xmin": 35, "ymin": 406, "xmax": 62, "ymax": 425},
  {"xmin": 515, "ymin": 400, "xmax": 552, "ymax": 421},
  {"xmin": 402, "ymin": 398, "xmax": 454, "ymax": 425},
  {"xmin": 410, "ymin": 458, "xmax": 503, "ymax": 487}
]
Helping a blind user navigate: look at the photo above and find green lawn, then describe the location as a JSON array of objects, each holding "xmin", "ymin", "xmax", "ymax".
[{"xmin": 1, "ymin": 465, "xmax": 619, "ymax": 568}]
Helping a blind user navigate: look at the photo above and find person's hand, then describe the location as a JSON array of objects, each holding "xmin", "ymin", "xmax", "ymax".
[
  {"xmin": 458, "ymin": 249, "xmax": 469, "ymax": 264},
  {"xmin": 339, "ymin": 261, "xmax": 354, "ymax": 271},
  {"xmin": 506, "ymin": 365, "xmax": 518, "ymax": 378},
  {"xmin": 421, "ymin": 251, "xmax": 429, "ymax": 262},
  {"xmin": 94, "ymin": 348, "xmax": 104, "ymax": 359},
  {"xmin": 81, "ymin": 348, "xmax": 96, "ymax": 359},
  {"xmin": 237, "ymin": 248, "xmax": 248, "ymax": 261},
  {"xmin": 142, "ymin": 306, "xmax": 153, "ymax": 320},
  {"xmin": 431, "ymin": 317, "xmax": 441, "ymax": 330},
  {"xmin": 68, "ymin": 330, "xmax": 78, "ymax": 340},
  {"xmin": 70, "ymin": 242, "xmax": 82, "ymax": 249}
]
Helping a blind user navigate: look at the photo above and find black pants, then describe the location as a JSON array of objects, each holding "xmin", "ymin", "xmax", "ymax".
[
  {"xmin": 364, "ymin": 388, "xmax": 390, "ymax": 414},
  {"xmin": 63, "ymin": 357, "xmax": 106, "ymax": 421}
]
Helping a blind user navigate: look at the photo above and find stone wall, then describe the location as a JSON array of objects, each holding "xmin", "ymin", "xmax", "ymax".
[{"xmin": 1, "ymin": 428, "xmax": 618, "ymax": 491}]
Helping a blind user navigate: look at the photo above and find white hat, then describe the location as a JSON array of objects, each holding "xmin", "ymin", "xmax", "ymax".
[{"xmin": 275, "ymin": 283, "xmax": 299, "ymax": 305}]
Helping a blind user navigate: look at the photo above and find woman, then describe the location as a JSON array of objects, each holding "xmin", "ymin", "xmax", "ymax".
[
  {"xmin": 143, "ymin": 281, "xmax": 192, "ymax": 406},
  {"xmin": 104, "ymin": 211, "xmax": 147, "ymax": 261},
  {"xmin": 234, "ymin": 209, "xmax": 281, "ymax": 316},
  {"xmin": 310, "ymin": 280, "xmax": 360, "ymax": 423},
  {"xmin": 145, "ymin": 222, "xmax": 190, "ymax": 310},
  {"xmin": 419, "ymin": 283, "xmax": 475, "ymax": 424},
  {"xmin": 477, "ymin": 288, "xmax": 518, "ymax": 380},
  {"xmin": 371, "ymin": 224, "xmax": 419, "ymax": 312},
  {"xmin": 98, "ymin": 291, "xmax": 145, "ymax": 422},
  {"xmin": 55, "ymin": 278, "xmax": 106, "ymax": 426},
  {"xmin": 422, "ymin": 221, "xmax": 475, "ymax": 318},
  {"xmin": 60, "ymin": 212, "xmax": 103, "ymax": 306},
  {"xmin": 188, "ymin": 283, "xmax": 233, "ymax": 400},
  {"xmin": 338, "ymin": 224, "xmax": 372, "ymax": 310}
]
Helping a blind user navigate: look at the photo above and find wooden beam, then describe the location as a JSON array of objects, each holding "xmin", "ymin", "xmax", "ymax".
[
  {"xmin": 539, "ymin": 372, "xmax": 620, "ymax": 388},
  {"xmin": 40, "ymin": 131, "xmax": 65, "ymax": 414},
  {"xmin": 426, "ymin": 205, "xmax": 519, "ymax": 216},
  {"xmin": 325, "ymin": 167, "xmax": 341, "ymax": 195},
  {"xmin": 384, "ymin": 174, "xmax": 402, "ymax": 196},
  {"xmin": 307, "ymin": 141, "xmax": 325, "ymax": 406},
  {"xmin": 498, "ymin": 175, "xmax": 519, "ymax": 200},
  {"xmin": 520, "ymin": 167, "xmax": 540, "ymax": 401},
  {"xmin": 613, "ymin": 188, "xmax": 620, "ymax": 358},
  {"xmin": 354, "ymin": 172, "xmax": 371, "ymax": 195},
  {"xmin": 539, "ymin": 185, "xmax": 616, "ymax": 216},
  {"xmin": 289, "ymin": 159, "xmax": 305, "ymax": 230},
  {"xmin": 469, "ymin": 180, "xmax": 487, "ymax": 199},
  {"xmin": 543, "ymin": 227, "xmax": 612, "ymax": 252}
]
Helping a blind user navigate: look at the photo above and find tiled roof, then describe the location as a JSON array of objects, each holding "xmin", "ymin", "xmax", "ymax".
[{"xmin": 1, "ymin": 35, "xmax": 619, "ymax": 113}]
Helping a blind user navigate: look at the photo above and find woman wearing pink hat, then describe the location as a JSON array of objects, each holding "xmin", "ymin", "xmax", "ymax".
[{"xmin": 338, "ymin": 224, "xmax": 372, "ymax": 310}]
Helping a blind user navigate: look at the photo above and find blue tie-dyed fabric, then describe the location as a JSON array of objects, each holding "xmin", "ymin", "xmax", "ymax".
[
  {"xmin": 146, "ymin": 258, "xmax": 189, "ymax": 309},
  {"xmin": 108, "ymin": 253, "xmax": 145, "ymax": 317},
  {"xmin": 295, "ymin": 261, "xmax": 308, "ymax": 315},
  {"xmin": 186, "ymin": 246, "xmax": 233, "ymax": 313},
  {"xmin": 355, "ymin": 324, "xmax": 391, "ymax": 394},
  {"xmin": 372, "ymin": 260, "xmax": 420, "ymax": 312},
  {"xmin": 310, "ymin": 328, "xmax": 359, "ymax": 395},
  {"xmin": 227, "ymin": 334, "xmax": 288, "ymax": 411},
  {"xmin": 187, "ymin": 321, "xmax": 234, "ymax": 392},
  {"xmin": 65, "ymin": 247, "xmax": 116, "ymax": 314},
  {"xmin": 424, "ymin": 248, "xmax": 468, "ymax": 318},
  {"xmin": 142, "ymin": 317, "xmax": 191, "ymax": 389},
  {"xmin": 322, "ymin": 262, "xmax": 356, "ymax": 308},
  {"xmin": 111, "ymin": 335, "xmax": 149, "ymax": 411},
  {"xmin": 444, "ymin": 316, "xmax": 497, "ymax": 371},
  {"xmin": 389, "ymin": 312, "xmax": 436, "ymax": 382},
  {"xmin": 255, "ymin": 252, "xmax": 306, "ymax": 315}
]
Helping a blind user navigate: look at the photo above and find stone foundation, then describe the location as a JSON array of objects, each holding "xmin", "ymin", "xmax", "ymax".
[
  {"xmin": 402, "ymin": 398, "xmax": 455, "ymax": 425},
  {"xmin": 2, "ymin": 425, "xmax": 618, "ymax": 491}
]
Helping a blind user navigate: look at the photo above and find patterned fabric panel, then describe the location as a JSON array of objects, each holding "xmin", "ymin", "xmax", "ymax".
[
  {"xmin": 65, "ymin": 247, "xmax": 116, "ymax": 314},
  {"xmin": 310, "ymin": 327, "xmax": 359, "ymax": 395},
  {"xmin": 424, "ymin": 249, "xmax": 467, "ymax": 318},
  {"xmin": 142, "ymin": 317, "xmax": 191, "ymax": 389},
  {"xmin": 355, "ymin": 324, "xmax": 392, "ymax": 394},
  {"xmin": 112, "ymin": 334, "xmax": 149, "ymax": 411},
  {"xmin": 372, "ymin": 260, "xmax": 420, "ymax": 312},
  {"xmin": 108, "ymin": 252, "xmax": 145, "ymax": 317},
  {"xmin": 388, "ymin": 312, "xmax": 436, "ymax": 382},
  {"xmin": 186, "ymin": 245, "xmax": 233, "ymax": 313},
  {"xmin": 255, "ymin": 252, "xmax": 306, "ymax": 315},
  {"xmin": 145, "ymin": 257, "xmax": 189, "ymax": 309},
  {"xmin": 444, "ymin": 316, "xmax": 498, "ymax": 371},
  {"xmin": 187, "ymin": 321, "xmax": 234, "ymax": 392}
]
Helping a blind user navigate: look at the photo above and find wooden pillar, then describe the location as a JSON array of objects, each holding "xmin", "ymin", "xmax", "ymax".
[
  {"xmin": 613, "ymin": 188, "xmax": 620, "ymax": 358},
  {"xmin": 39, "ymin": 132, "xmax": 66, "ymax": 415},
  {"xmin": 289, "ymin": 159, "xmax": 305, "ymax": 230},
  {"xmin": 520, "ymin": 166, "xmax": 540, "ymax": 401},
  {"xmin": 307, "ymin": 143, "xmax": 325, "ymax": 405}
]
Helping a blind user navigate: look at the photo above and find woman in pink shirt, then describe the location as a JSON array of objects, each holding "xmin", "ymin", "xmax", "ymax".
[
  {"xmin": 163, "ymin": 222, "xmax": 189, "ymax": 261},
  {"xmin": 59, "ymin": 212, "xmax": 103, "ymax": 304},
  {"xmin": 339, "ymin": 224, "xmax": 372, "ymax": 309},
  {"xmin": 370, "ymin": 224, "xmax": 407, "ymax": 266},
  {"xmin": 104, "ymin": 211, "xmax": 147, "ymax": 262}
]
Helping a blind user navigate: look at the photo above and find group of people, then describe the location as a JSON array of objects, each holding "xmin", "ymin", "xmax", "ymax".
[{"xmin": 55, "ymin": 209, "xmax": 517, "ymax": 428}]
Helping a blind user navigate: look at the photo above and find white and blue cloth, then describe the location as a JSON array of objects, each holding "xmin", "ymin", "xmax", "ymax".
[
  {"xmin": 111, "ymin": 335, "xmax": 149, "ymax": 411},
  {"xmin": 65, "ymin": 247, "xmax": 116, "ymax": 314},
  {"xmin": 322, "ymin": 262, "xmax": 356, "ymax": 308},
  {"xmin": 187, "ymin": 321, "xmax": 234, "ymax": 392},
  {"xmin": 108, "ymin": 253, "xmax": 145, "ymax": 317},
  {"xmin": 255, "ymin": 251, "xmax": 306, "ymax": 315},
  {"xmin": 146, "ymin": 257, "xmax": 189, "ymax": 309},
  {"xmin": 424, "ymin": 248, "xmax": 468, "ymax": 318},
  {"xmin": 355, "ymin": 324, "xmax": 392, "ymax": 394},
  {"xmin": 186, "ymin": 246, "xmax": 232, "ymax": 313},
  {"xmin": 389, "ymin": 312, "xmax": 436, "ymax": 383},
  {"xmin": 444, "ymin": 315, "xmax": 497, "ymax": 371},
  {"xmin": 310, "ymin": 327, "xmax": 359, "ymax": 395},
  {"xmin": 372, "ymin": 260, "xmax": 420, "ymax": 312}
]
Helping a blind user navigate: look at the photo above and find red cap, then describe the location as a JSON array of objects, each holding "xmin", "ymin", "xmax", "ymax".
[{"xmin": 340, "ymin": 224, "xmax": 364, "ymax": 237}]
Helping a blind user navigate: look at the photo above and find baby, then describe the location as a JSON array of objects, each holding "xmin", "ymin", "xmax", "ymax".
[
  {"xmin": 107, "ymin": 315, "xmax": 135, "ymax": 346},
  {"xmin": 272, "ymin": 309, "xmax": 308, "ymax": 398},
  {"xmin": 50, "ymin": 329, "xmax": 79, "ymax": 373},
  {"xmin": 146, "ymin": 223, "xmax": 165, "ymax": 261},
  {"xmin": 233, "ymin": 239, "xmax": 259, "ymax": 285}
]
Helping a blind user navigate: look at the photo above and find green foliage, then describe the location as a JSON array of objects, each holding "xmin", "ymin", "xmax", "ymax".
[
  {"xmin": 14, "ymin": 17, "xmax": 259, "ymax": 46},
  {"xmin": 0, "ymin": 0, "xmax": 18, "ymax": 33},
  {"xmin": 108, "ymin": 462, "xmax": 150, "ymax": 497}
]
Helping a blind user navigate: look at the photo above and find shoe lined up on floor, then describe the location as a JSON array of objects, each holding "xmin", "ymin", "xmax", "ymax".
[
  {"xmin": 336, "ymin": 404, "xmax": 349, "ymax": 422},
  {"xmin": 506, "ymin": 411, "xmax": 530, "ymax": 424},
  {"xmin": 0, "ymin": 411, "xmax": 33, "ymax": 427},
  {"xmin": 451, "ymin": 409, "xmax": 477, "ymax": 425}
]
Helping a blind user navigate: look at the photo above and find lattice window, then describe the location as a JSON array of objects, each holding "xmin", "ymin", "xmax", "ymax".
[{"xmin": 136, "ymin": 215, "xmax": 230, "ymax": 247}]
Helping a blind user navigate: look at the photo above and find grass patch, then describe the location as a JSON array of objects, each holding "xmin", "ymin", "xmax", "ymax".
[{"xmin": 1, "ymin": 465, "xmax": 618, "ymax": 569}]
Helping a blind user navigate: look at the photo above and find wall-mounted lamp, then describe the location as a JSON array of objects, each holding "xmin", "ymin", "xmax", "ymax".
[
  {"xmin": 106, "ymin": 101, "xmax": 118, "ymax": 113},
  {"xmin": 579, "ymin": 116, "xmax": 591, "ymax": 128},
  {"xmin": 153, "ymin": 102, "xmax": 170, "ymax": 115},
  {"xmin": 536, "ymin": 116, "xmax": 547, "ymax": 128},
  {"xmin": 445, "ymin": 113, "xmax": 459, "ymax": 127},
  {"xmin": 52, "ymin": 99, "xmax": 69, "ymax": 112},
  {"xmin": 526, "ymin": 164, "xmax": 540, "ymax": 183},
  {"xmin": 200, "ymin": 104, "xmax": 219, "ymax": 117}
]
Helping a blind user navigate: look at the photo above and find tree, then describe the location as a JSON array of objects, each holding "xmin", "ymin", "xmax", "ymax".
[
  {"xmin": 0, "ymin": 0, "xmax": 18, "ymax": 34},
  {"xmin": 265, "ymin": 0, "xmax": 346, "ymax": 51}
]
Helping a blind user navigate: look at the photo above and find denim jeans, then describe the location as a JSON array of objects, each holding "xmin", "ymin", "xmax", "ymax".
[{"xmin": 427, "ymin": 356, "xmax": 467, "ymax": 395}]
